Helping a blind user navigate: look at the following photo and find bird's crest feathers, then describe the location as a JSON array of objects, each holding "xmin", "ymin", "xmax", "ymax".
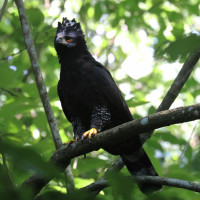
[{"xmin": 57, "ymin": 18, "xmax": 83, "ymax": 36}]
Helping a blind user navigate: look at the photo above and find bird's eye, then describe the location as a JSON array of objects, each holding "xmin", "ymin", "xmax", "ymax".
[{"xmin": 65, "ymin": 37, "xmax": 72, "ymax": 42}]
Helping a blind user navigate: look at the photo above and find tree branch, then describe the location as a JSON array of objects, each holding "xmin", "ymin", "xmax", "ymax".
[
  {"xmin": 51, "ymin": 104, "xmax": 200, "ymax": 162},
  {"xmin": 14, "ymin": 0, "xmax": 74, "ymax": 190},
  {"xmin": 179, "ymin": 122, "xmax": 198, "ymax": 163},
  {"xmin": 137, "ymin": 176, "xmax": 200, "ymax": 193},
  {"xmin": 80, "ymin": 158, "xmax": 124, "ymax": 195},
  {"xmin": 23, "ymin": 103, "xmax": 200, "ymax": 195},
  {"xmin": 0, "ymin": 88, "xmax": 18, "ymax": 97},
  {"xmin": 157, "ymin": 49, "xmax": 200, "ymax": 112},
  {"xmin": 0, "ymin": 48, "xmax": 26, "ymax": 61},
  {"xmin": 14, "ymin": 0, "xmax": 62, "ymax": 149},
  {"xmin": 82, "ymin": 175, "xmax": 200, "ymax": 193},
  {"xmin": 0, "ymin": 0, "xmax": 8, "ymax": 22},
  {"xmin": 140, "ymin": 48, "xmax": 200, "ymax": 142}
]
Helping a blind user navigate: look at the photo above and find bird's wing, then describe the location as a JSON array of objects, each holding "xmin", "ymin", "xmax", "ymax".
[
  {"xmin": 90, "ymin": 63, "xmax": 133, "ymax": 123},
  {"xmin": 57, "ymin": 80, "xmax": 72, "ymax": 122}
]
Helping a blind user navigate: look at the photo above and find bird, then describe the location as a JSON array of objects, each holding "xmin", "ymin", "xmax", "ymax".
[{"xmin": 54, "ymin": 17, "xmax": 162, "ymax": 194}]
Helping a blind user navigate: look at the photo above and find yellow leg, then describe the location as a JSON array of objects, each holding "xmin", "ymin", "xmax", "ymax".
[{"xmin": 82, "ymin": 128, "xmax": 97, "ymax": 139}]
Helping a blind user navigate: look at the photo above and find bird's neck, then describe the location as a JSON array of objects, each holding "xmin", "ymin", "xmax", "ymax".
[
  {"xmin": 57, "ymin": 44, "xmax": 89, "ymax": 61},
  {"xmin": 58, "ymin": 47, "xmax": 95, "ymax": 72}
]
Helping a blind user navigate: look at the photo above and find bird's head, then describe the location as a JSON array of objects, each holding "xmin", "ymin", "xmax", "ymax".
[{"xmin": 54, "ymin": 18, "xmax": 86, "ymax": 50}]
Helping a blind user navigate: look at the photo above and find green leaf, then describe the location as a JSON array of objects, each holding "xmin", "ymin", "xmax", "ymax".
[
  {"xmin": 26, "ymin": 8, "xmax": 44, "ymax": 27},
  {"xmin": 158, "ymin": 132, "xmax": 186, "ymax": 145},
  {"xmin": 126, "ymin": 98, "xmax": 149, "ymax": 107},
  {"xmin": 0, "ymin": 65, "xmax": 19, "ymax": 88},
  {"xmin": 94, "ymin": 2, "xmax": 103, "ymax": 21},
  {"xmin": 0, "ymin": 140, "xmax": 59, "ymax": 178},
  {"xmin": 74, "ymin": 157, "xmax": 109, "ymax": 179},
  {"xmin": 164, "ymin": 34, "xmax": 200, "ymax": 61},
  {"xmin": 107, "ymin": 171, "xmax": 136, "ymax": 200}
]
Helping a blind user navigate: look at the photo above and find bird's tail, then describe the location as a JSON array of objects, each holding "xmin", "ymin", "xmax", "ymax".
[{"xmin": 121, "ymin": 147, "xmax": 162, "ymax": 194}]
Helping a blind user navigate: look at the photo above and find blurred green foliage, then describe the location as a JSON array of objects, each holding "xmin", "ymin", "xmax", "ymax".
[{"xmin": 0, "ymin": 0, "xmax": 200, "ymax": 199}]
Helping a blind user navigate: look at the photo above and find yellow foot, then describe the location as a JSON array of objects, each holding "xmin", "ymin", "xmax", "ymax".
[{"xmin": 82, "ymin": 128, "xmax": 97, "ymax": 139}]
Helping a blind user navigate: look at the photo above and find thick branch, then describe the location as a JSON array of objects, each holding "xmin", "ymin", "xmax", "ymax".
[
  {"xmin": 51, "ymin": 104, "xmax": 200, "ymax": 162},
  {"xmin": 23, "ymin": 104, "xmax": 200, "ymax": 194}
]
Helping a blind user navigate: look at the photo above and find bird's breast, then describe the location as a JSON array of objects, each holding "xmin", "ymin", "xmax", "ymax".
[{"xmin": 60, "ymin": 70, "xmax": 98, "ymax": 108}]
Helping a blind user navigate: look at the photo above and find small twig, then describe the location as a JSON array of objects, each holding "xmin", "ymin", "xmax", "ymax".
[
  {"xmin": 0, "ymin": 88, "xmax": 18, "ymax": 97},
  {"xmin": 0, "ymin": 48, "xmax": 26, "ymax": 61},
  {"xmin": 179, "ymin": 122, "xmax": 198, "ymax": 163},
  {"xmin": 98, "ymin": 30, "xmax": 119, "ymax": 68},
  {"xmin": 0, "ymin": 0, "xmax": 8, "ymax": 22},
  {"xmin": 104, "ymin": 33, "xmax": 118, "ymax": 68}
]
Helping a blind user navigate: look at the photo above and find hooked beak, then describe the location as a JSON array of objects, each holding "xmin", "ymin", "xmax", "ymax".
[{"xmin": 55, "ymin": 33, "xmax": 66, "ymax": 44}]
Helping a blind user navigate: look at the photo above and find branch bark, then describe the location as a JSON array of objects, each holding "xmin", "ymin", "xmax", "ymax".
[
  {"xmin": 137, "ymin": 176, "xmax": 200, "ymax": 193},
  {"xmin": 23, "ymin": 103, "xmax": 200, "ymax": 194},
  {"xmin": 157, "ymin": 49, "xmax": 200, "ymax": 112}
]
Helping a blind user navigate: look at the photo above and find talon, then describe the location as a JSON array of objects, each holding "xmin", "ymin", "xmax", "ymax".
[{"xmin": 82, "ymin": 128, "xmax": 97, "ymax": 139}]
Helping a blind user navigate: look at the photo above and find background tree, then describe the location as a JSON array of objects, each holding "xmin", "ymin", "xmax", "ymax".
[{"xmin": 0, "ymin": 0, "xmax": 200, "ymax": 199}]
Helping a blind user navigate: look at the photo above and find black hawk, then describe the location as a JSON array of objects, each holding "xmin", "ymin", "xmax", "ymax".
[{"xmin": 54, "ymin": 18, "xmax": 162, "ymax": 194}]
